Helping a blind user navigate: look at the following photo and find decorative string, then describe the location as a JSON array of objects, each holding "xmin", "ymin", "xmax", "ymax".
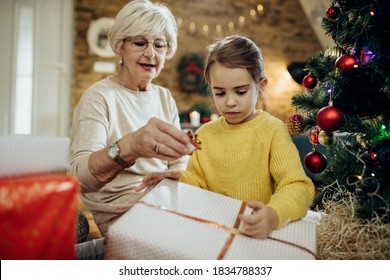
[
  {"xmin": 320, "ymin": 141, "xmax": 389, "ymax": 216},
  {"xmin": 342, "ymin": 140, "xmax": 383, "ymax": 197}
]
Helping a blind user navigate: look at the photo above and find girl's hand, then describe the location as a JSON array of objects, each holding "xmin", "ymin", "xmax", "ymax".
[
  {"xmin": 239, "ymin": 201, "xmax": 279, "ymax": 239},
  {"xmin": 135, "ymin": 169, "xmax": 181, "ymax": 193}
]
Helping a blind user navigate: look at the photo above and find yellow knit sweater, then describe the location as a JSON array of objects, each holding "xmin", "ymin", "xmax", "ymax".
[{"xmin": 180, "ymin": 110, "xmax": 315, "ymax": 229}]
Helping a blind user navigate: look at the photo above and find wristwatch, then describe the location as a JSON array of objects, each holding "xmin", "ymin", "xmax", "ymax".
[{"xmin": 108, "ymin": 141, "xmax": 133, "ymax": 168}]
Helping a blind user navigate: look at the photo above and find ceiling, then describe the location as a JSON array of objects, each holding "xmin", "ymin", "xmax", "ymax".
[{"xmin": 298, "ymin": 0, "xmax": 334, "ymax": 48}]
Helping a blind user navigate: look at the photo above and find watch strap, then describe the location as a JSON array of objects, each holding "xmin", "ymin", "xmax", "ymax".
[{"xmin": 111, "ymin": 142, "xmax": 133, "ymax": 169}]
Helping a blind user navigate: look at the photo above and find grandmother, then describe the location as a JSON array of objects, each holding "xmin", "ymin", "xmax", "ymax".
[{"xmin": 69, "ymin": 0, "xmax": 190, "ymax": 240}]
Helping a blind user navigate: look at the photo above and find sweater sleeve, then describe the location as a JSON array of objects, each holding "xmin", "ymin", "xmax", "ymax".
[
  {"xmin": 266, "ymin": 121, "xmax": 315, "ymax": 229},
  {"xmin": 68, "ymin": 90, "xmax": 110, "ymax": 193}
]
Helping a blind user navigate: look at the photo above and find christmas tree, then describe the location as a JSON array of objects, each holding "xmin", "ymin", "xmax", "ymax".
[{"xmin": 289, "ymin": 0, "xmax": 390, "ymax": 259}]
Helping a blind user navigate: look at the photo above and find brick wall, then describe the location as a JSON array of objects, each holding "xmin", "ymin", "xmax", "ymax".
[{"xmin": 72, "ymin": 0, "xmax": 322, "ymax": 122}]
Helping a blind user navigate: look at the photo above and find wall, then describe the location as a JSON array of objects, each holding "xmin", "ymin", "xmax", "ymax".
[{"xmin": 72, "ymin": 0, "xmax": 322, "ymax": 122}]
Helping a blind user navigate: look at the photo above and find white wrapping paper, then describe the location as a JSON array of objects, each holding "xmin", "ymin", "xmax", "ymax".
[
  {"xmin": 0, "ymin": 136, "xmax": 70, "ymax": 178},
  {"xmin": 105, "ymin": 179, "xmax": 318, "ymax": 260}
]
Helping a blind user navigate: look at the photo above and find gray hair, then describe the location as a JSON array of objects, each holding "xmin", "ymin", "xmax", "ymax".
[
  {"xmin": 204, "ymin": 35, "xmax": 265, "ymax": 84},
  {"xmin": 108, "ymin": 0, "xmax": 178, "ymax": 59}
]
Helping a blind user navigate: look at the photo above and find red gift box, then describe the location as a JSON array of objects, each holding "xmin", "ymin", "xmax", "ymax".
[{"xmin": 0, "ymin": 175, "xmax": 79, "ymax": 260}]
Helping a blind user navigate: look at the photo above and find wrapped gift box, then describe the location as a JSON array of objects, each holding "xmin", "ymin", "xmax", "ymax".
[
  {"xmin": 0, "ymin": 136, "xmax": 71, "ymax": 178},
  {"xmin": 0, "ymin": 175, "xmax": 79, "ymax": 260},
  {"xmin": 105, "ymin": 179, "xmax": 318, "ymax": 260}
]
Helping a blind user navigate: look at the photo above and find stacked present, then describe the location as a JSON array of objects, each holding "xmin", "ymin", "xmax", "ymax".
[
  {"xmin": 105, "ymin": 179, "xmax": 319, "ymax": 260},
  {"xmin": 0, "ymin": 175, "xmax": 78, "ymax": 259},
  {"xmin": 0, "ymin": 136, "xmax": 79, "ymax": 260}
]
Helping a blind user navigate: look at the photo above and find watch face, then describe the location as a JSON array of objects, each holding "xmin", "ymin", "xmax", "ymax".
[{"xmin": 108, "ymin": 145, "xmax": 118, "ymax": 158}]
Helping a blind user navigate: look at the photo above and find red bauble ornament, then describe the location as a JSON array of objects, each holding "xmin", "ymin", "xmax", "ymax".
[
  {"xmin": 316, "ymin": 106, "xmax": 344, "ymax": 132},
  {"xmin": 303, "ymin": 74, "xmax": 317, "ymax": 89},
  {"xmin": 304, "ymin": 150, "xmax": 327, "ymax": 173},
  {"xmin": 308, "ymin": 128, "xmax": 320, "ymax": 145},
  {"xmin": 326, "ymin": 6, "xmax": 340, "ymax": 20},
  {"xmin": 335, "ymin": 54, "xmax": 359, "ymax": 71}
]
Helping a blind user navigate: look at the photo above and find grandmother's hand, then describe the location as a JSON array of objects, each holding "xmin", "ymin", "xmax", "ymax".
[{"xmin": 118, "ymin": 117, "xmax": 192, "ymax": 163}]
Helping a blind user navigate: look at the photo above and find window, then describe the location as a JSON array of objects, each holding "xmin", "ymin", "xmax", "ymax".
[{"xmin": 14, "ymin": 5, "xmax": 34, "ymax": 134}]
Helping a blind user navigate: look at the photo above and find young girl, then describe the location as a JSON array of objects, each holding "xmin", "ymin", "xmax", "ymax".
[{"xmin": 137, "ymin": 35, "xmax": 315, "ymax": 239}]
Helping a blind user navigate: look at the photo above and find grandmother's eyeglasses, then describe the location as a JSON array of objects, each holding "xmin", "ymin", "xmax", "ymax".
[{"xmin": 123, "ymin": 36, "xmax": 169, "ymax": 53}]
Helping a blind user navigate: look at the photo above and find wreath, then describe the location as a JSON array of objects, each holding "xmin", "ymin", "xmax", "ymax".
[{"xmin": 177, "ymin": 53, "xmax": 208, "ymax": 95}]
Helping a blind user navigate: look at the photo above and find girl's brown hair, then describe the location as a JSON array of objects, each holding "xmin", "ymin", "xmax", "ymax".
[{"xmin": 203, "ymin": 35, "xmax": 265, "ymax": 85}]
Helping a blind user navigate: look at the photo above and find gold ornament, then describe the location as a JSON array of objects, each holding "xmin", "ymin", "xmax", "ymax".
[
  {"xmin": 324, "ymin": 45, "xmax": 345, "ymax": 59},
  {"xmin": 356, "ymin": 134, "xmax": 368, "ymax": 149},
  {"xmin": 286, "ymin": 114, "xmax": 304, "ymax": 134},
  {"xmin": 318, "ymin": 130, "xmax": 334, "ymax": 146}
]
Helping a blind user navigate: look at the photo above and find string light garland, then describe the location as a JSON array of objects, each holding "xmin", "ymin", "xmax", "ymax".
[{"xmin": 175, "ymin": 2, "xmax": 268, "ymax": 36}]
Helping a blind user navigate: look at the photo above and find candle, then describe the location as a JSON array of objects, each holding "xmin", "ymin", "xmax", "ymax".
[
  {"xmin": 189, "ymin": 111, "xmax": 200, "ymax": 126},
  {"xmin": 210, "ymin": 113, "xmax": 219, "ymax": 121}
]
